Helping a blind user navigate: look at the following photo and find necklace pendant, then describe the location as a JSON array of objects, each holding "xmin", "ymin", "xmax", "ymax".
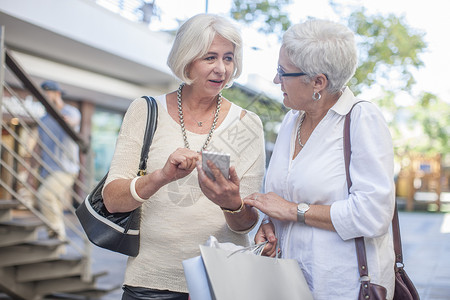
[{"xmin": 197, "ymin": 121, "xmax": 203, "ymax": 127}]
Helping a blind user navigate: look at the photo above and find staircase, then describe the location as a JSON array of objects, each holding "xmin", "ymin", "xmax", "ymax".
[
  {"xmin": 0, "ymin": 30, "xmax": 120, "ymax": 299},
  {"xmin": 0, "ymin": 200, "xmax": 119, "ymax": 300}
]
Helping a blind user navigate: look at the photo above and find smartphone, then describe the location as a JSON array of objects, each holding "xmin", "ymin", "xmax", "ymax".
[{"xmin": 201, "ymin": 151, "xmax": 230, "ymax": 180}]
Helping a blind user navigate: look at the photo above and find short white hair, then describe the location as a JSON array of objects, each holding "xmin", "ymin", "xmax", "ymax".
[
  {"xmin": 282, "ymin": 19, "xmax": 358, "ymax": 93},
  {"xmin": 167, "ymin": 14, "xmax": 243, "ymax": 86}
]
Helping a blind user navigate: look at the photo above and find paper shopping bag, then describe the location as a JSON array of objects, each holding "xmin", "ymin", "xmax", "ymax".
[
  {"xmin": 182, "ymin": 236, "xmax": 250, "ymax": 300},
  {"xmin": 198, "ymin": 244, "xmax": 313, "ymax": 300},
  {"xmin": 182, "ymin": 255, "xmax": 213, "ymax": 300}
]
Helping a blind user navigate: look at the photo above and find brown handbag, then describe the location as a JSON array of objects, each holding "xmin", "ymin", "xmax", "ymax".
[{"xmin": 344, "ymin": 102, "xmax": 420, "ymax": 300}]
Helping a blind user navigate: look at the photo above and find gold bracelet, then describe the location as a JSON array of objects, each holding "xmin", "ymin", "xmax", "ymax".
[{"xmin": 221, "ymin": 199, "xmax": 244, "ymax": 214}]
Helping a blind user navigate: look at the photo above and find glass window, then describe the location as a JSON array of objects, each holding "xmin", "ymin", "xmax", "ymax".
[{"xmin": 91, "ymin": 107, "xmax": 123, "ymax": 181}]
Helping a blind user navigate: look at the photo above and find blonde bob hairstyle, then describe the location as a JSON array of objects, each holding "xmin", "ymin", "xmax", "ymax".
[
  {"xmin": 167, "ymin": 14, "xmax": 243, "ymax": 86},
  {"xmin": 282, "ymin": 19, "xmax": 358, "ymax": 94}
]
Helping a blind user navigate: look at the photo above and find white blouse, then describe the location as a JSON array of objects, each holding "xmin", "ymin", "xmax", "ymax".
[{"xmin": 265, "ymin": 87, "xmax": 396, "ymax": 299}]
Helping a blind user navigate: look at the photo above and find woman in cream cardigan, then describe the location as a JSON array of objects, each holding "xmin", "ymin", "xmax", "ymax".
[{"xmin": 103, "ymin": 14, "xmax": 265, "ymax": 300}]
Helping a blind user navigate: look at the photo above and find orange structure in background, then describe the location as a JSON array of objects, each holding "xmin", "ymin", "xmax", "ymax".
[{"xmin": 396, "ymin": 153, "xmax": 446, "ymax": 211}]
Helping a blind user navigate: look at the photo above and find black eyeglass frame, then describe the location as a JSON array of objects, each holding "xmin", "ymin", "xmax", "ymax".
[
  {"xmin": 277, "ymin": 66, "xmax": 329, "ymax": 80},
  {"xmin": 277, "ymin": 66, "xmax": 307, "ymax": 79}
]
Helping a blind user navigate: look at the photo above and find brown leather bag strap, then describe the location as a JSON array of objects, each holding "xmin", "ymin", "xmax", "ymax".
[
  {"xmin": 344, "ymin": 110, "xmax": 353, "ymax": 188},
  {"xmin": 392, "ymin": 202, "xmax": 403, "ymax": 265},
  {"xmin": 343, "ymin": 101, "xmax": 371, "ymax": 279},
  {"xmin": 344, "ymin": 100, "xmax": 403, "ymax": 272},
  {"xmin": 344, "ymin": 101, "xmax": 404, "ymax": 273},
  {"xmin": 355, "ymin": 237, "xmax": 369, "ymax": 278}
]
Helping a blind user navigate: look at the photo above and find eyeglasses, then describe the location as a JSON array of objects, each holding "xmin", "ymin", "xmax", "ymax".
[{"xmin": 277, "ymin": 66, "xmax": 308, "ymax": 81}]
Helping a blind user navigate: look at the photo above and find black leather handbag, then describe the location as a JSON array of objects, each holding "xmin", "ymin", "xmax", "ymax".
[{"xmin": 76, "ymin": 96, "xmax": 157, "ymax": 256}]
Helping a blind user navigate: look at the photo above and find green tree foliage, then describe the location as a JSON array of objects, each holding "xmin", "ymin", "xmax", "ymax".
[
  {"xmin": 343, "ymin": 9, "xmax": 449, "ymax": 155},
  {"xmin": 231, "ymin": 0, "xmax": 292, "ymax": 35},
  {"xmin": 409, "ymin": 93, "xmax": 450, "ymax": 154},
  {"xmin": 231, "ymin": 0, "xmax": 448, "ymax": 156},
  {"xmin": 347, "ymin": 8, "xmax": 427, "ymax": 95}
]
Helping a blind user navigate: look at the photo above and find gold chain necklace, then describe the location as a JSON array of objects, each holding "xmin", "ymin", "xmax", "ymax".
[
  {"xmin": 297, "ymin": 112, "xmax": 306, "ymax": 148},
  {"xmin": 177, "ymin": 83, "xmax": 222, "ymax": 151}
]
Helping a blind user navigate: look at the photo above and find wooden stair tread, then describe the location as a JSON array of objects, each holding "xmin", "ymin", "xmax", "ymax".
[
  {"xmin": 0, "ymin": 200, "xmax": 20, "ymax": 210},
  {"xmin": 16, "ymin": 257, "xmax": 87, "ymax": 282},
  {"xmin": 0, "ymin": 216, "xmax": 43, "ymax": 229},
  {"xmin": 16, "ymin": 254, "xmax": 86, "ymax": 265},
  {"xmin": 26, "ymin": 238, "xmax": 67, "ymax": 247},
  {"xmin": 0, "ymin": 204, "xmax": 114, "ymax": 299},
  {"xmin": 45, "ymin": 283, "xmax": 120, "ymax": 299},
  {"xmin": 35, "ymin": 271, "xmax": 111, "ymax": 296},
  {"xmin": 55, "ymin": 253, "xmax": 85, "ymax": 261}
]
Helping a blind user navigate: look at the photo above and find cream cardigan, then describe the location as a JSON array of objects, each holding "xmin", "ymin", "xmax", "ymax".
[{"xmin": 104, "ymin": 94, "xmax": 266, "ymax": 292}]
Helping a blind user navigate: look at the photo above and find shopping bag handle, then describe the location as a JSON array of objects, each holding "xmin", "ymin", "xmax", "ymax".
[{"xmin": 227, "ymin": 241, "xmax": 269, "ymax": 258}]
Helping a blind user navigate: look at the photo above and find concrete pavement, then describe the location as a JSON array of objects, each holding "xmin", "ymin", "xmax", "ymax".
[{"xmin": 396, "ymin": 210, "xmax": 450, "ymax": 299}]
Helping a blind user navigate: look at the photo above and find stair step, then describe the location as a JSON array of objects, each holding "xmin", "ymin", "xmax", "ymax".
[
  {"xmin": 0, "ymin": 215, "xmax": 43, "ymax": 247},
  {"xmin": 0, "ymin": 216, "xmax": 43, "ymax": 229},
  {"xmin": 0, "ymin": 210, "xmax": 11, "ymax": 223},
  {"xmin": 0, "ymin": 202, "xmax": 114, "ymax": 299},
  {"xmin": 0, "ymin": 266, "xmax": 35, "ymax": 300},
  {"xmin": 1, "ymin": 268, "xmax": 109, "ymax": 300},
  {"xmin": 35, "ymin": 271, "xmax": 108, "ymax": 296},
  {"xmin": 0, "ymin": 201, "xmax": 20, "ymax": 223},
  {"xmin": 0, "ymin": 200, "xmax": 20, "ymax": 210},
  {"xmin": 0, "ymin": 239, "xmax": 66, "ymax": 267},
  {"xmin": 16, "ymin": 257, "xmax": 87, "ymax": 282},
  {"xmin": 28, "ymin": 238, "xmax": 67, "ymax": 247},
  {"xmin": 47, "ymin": 283, "xmax": 121, "ymax": 299},
  {"xmin": 0, "ymin": 225, "xmax": 39, "ymax": 247}
]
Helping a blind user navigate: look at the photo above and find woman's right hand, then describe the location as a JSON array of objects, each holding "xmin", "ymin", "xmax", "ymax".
[
  {"xmin": 255, "ymin": 221, "xmax": 278, "ymax": 257},
  {"xmin": 160, "ymin": 148, "xmax": 201, "ymax": 183},
  {"xmin": 104, "ymin": 148, "xmax": 199, "ymax": 213}
]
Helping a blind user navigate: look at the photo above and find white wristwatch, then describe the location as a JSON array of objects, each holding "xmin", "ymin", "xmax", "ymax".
[{"xmin": 297, "ymin": 203, "xmax": 310, "ymax": 224}]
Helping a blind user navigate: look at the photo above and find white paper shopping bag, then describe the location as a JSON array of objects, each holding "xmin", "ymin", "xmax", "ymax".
[{"xmin": 199, "ymin": 244, "xmax": 313, "ymax": 300}]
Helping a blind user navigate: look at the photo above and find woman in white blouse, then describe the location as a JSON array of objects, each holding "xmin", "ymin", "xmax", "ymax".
[{"xmin": 244, "ymin": 19, "xmax": 396, "ymax": 299}]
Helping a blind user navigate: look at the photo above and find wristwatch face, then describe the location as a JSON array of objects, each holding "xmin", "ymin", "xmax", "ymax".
[
  {"xmin": 297, "ymin": 203, "xmax": 310, "ymax": 223},
  {"xmin": 297, "ymin": 203, "xmax": 310, "ymax": 212}
]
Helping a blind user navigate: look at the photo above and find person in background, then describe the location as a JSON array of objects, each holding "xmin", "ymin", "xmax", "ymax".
[
  {"xmin": 244, "ymin": 19, "xmax": 396, "ymax": 299},
  {"xmin": 34, "ymin": 80, "xmax": 81, "ymax": 240},
  {"xmin": 102, "ymin": 14, "xmax": 265, "ymax": 300}
]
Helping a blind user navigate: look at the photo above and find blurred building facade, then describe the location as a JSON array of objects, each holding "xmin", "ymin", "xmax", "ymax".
[{"xmin": 1, "ymin": 0, "xmax": 181, "ymax": 179}]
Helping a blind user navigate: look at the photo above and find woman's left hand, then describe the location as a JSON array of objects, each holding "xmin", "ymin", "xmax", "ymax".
[
  {"xmin": 196, "ymin": 160, "xmax": 242, "ymax": 210},
  {"xmin": 244, "ymin": 192, "xmax": 297, "ymax": 222},
  {"xmin": 256, "ymin": 222, "xmax": 278, "ymax": 257}
]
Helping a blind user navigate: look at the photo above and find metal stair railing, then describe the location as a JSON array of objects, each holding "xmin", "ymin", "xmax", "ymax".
[
  {"xmin": 0, "ymin": 26, "xmax": 94, "ymax": 282},
  {"xmin": 2, "ymin": 83, "xmax": 89, "ymax": 205}
]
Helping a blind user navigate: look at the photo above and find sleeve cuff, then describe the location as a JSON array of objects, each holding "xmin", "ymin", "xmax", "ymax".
[{"xmin": 330, "ymin": 200, "xmax": 354, "ymax": 241}]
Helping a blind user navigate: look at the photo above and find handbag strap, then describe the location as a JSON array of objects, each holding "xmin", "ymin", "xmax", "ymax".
[
  {"xmin": 344, "ymin": 101, "xmax": 404, "ymax": 280},
  {"xmin": 343, "ymin": 101, "xmax": 370, "ymax": 280},
  {"xmin": 138, "ymin": 96, "xmax": 158, "ymax": 176},
  {"xmin": 392, "ymin": 202, "xmax": 403, "ymax": 265}
]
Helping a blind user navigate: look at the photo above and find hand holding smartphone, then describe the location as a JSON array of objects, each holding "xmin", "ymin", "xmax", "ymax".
[{"xmin": 201, "ymin": 151, "xmax": 230, "ymax": 180}]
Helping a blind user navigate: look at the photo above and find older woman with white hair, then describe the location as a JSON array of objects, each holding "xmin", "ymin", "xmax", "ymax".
[
  {"xmin": 245, "ymin": 19, "xmax": 396, "ymax": 299},
  {"xmin": 103, "ymin": 13, "xmax": 265, "ymax": 299}
]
